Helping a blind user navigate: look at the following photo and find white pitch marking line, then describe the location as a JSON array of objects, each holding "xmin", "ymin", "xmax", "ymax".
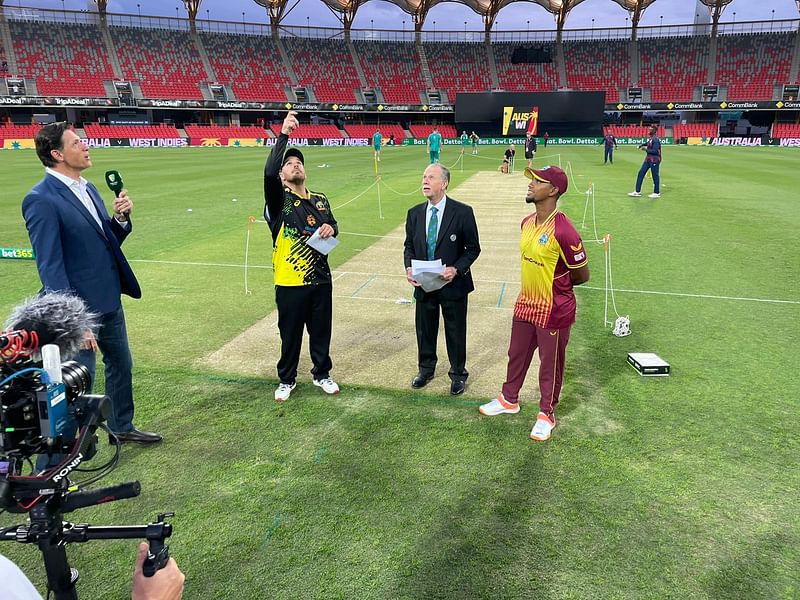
[
  {"xmin": 130, "ymin": 266, "xmax": 799, "ymax": 306},
  {"xmin": 580, "ymin": 285, "xmax": 800, "ymax": 306}
]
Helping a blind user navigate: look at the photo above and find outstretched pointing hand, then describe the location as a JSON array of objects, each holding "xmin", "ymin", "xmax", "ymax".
[{"xmin": 282, "ymin": 111, "xmax": 299, "ymax": 135}]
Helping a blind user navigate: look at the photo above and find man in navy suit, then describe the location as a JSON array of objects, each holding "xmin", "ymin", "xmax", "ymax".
[
  {"xmin": 404, "ymin": 164, "xmax": 481, "ymax": 396},
  {"xmin": 22, "ymin": 123, "xmax": 161, "ymax": 445}
]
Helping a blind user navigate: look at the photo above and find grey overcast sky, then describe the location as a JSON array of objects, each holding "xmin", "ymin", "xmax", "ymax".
[{"xmin": 17, "ymin": 0, "xmax": 799, "ymax": 31}]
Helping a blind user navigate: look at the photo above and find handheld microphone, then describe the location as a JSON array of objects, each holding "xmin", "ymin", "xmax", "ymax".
[
  {"xmin": 104, "ymin": 170, "xmax": 123, "ymax": 197},
  {"xmin": 4, "ymin": 292, "xmax": 98, "ymax": 359},
  {"xmin": 105, "ymin": 170, "xmax": 129, "ymax": 217}
]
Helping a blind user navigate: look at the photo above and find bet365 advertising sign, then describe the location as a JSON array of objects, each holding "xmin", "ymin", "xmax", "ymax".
[{"xmin": 1, "ymin": 247, "xmax": 35, "ymax": 260}]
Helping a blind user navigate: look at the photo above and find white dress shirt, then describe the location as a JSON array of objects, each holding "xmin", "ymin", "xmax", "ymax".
[{"xmin": 45, "ymin": 167, "xmax": 129, "ymax": 230}]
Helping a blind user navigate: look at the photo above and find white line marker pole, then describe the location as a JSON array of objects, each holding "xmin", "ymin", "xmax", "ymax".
[
  {"xmin": 377, "ymin": 176, "xmax": 384, "ymax": 219},
  {"xmin": 244, "ymin": 215, "xmax": 255, "ymax": 295}
]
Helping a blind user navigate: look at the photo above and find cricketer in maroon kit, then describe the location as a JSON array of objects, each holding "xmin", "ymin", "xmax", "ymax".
[{"xmin": 479, "ymin": 165, "xmax": 589, "ymax": 441}]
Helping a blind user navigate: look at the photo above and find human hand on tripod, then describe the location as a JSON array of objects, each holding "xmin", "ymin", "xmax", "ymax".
[{"xmin": 132, "ymin": 542, "xmax": 184, "ymax": 600}]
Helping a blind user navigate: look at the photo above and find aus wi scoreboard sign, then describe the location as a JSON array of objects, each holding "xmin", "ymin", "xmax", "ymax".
[{"xmin": 502, "ymin": 106, "xmax": 539, "ymax": 136}]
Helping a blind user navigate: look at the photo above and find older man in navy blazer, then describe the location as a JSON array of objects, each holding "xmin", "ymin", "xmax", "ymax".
[
  {"xmin": 404, "ymin": 164, "xmax": 481, "ymax": 395},
  {"xmin": 22, "ymin": 123, "xmax": 161, "ymax": 445}
]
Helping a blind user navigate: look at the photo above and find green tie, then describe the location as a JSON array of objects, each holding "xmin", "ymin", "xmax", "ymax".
[{"xmin": 427, "ymin": 206, "xmax": 438, "ymax": 261}]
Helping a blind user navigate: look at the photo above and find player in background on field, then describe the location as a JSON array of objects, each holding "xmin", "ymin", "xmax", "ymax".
[
  {"xmin": 500, "ymin": 143, "xmax": 515, "ymax": 173},
  {"xmin": 602, "ymin": 132, "xmax": 617, "ymax": 164},
  {"xmin": 628, "ymin": 125, "xmax": 662, "ymax": 198},
  {"xmin": 427, "ymin": 127, "xmax": 442, "ymax": 164},
  {"xmin": 373, "ymin": 129, "xmax": 382, "ymax": 163},
  {"xmin": 524, "ymin": 131, "xmax": 537, "ymax": 169},
  {"xmin": 469, "ymin": 131, "xmax": 479, "ymax": 154}
]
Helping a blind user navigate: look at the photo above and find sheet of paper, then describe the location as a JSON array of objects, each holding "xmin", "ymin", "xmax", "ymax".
[
  {"xmin": 410, "ymin": 259, "xmax": 444, "ymax": 276},
  {"xmin": 415, "ymin": 271, "xmax": 448, "ymax": 293},
  {"xmin": 306, "ymin": 228, "xmax": 340, "ymax": 255}
]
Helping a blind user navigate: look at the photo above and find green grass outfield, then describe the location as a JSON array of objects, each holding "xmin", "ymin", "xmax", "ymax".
[{"xmin": 1, "ymin": 144, "xmax": 798, "ymax": 599}]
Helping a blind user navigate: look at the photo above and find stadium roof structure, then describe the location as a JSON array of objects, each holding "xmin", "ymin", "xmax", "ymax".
[
  {"xmin": 279, "ymin": 0, "xmax": 616, "ymax": 33},
  {"xmin": 135, "ymin": 0, "xmax": 797, "ymax": 37},
  {"xmin": 697, "ymin": 0, "xmax": 736, "ymax": 36}
]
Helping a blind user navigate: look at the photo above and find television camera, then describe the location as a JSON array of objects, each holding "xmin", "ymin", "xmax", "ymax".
[{"xmin": 1, "ymin": 293, "xmax": 174, "ymax": 600}]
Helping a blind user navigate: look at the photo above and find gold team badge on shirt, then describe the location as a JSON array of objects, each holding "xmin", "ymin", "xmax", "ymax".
[{"xmin": 307, "ymin": 215, "xmax": 317, "ymax": 227}]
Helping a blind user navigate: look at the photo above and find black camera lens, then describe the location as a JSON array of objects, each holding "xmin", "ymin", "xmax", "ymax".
[{"xmin": 60, "ymin": 361, "xmax": 91, "ymax": 399}]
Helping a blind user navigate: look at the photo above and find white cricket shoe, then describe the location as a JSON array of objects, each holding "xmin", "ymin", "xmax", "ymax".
[
  {"xmin": 648, "ymin": 193, "xmax": 661, "ymax": 198},
  {"xmin": 530, "ymin": 412, "xmax": 556, "ymax": 441},
  {"xmin": 627, "ymin": 191, "xmax": 641, "ymax": 197},
  {"xmin": 313, "ymin": 378, "xmax": 340, "ymax": 395},
  {"xmin": 275, "ymin": 382, "xmax": 296, "ymax": 402},
  {"xmin": 479, "ymin": 394, "xmax": 520, "ymax": 416}
]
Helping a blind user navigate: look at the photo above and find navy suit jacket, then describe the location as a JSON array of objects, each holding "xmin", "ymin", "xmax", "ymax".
[
  {"xmin": 22, "ymin": 173, "xmax": 141, "ymax": 315},
  {"xmin": 403, "ymin": 196, "xmax": 481, "ymax": 301}
]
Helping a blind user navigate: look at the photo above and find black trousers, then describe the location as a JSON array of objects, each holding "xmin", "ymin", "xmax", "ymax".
[
  {"xmin": 415, "ymin": 291, "xmax": 469, "ymax": 382},
  {"xmin": 275, "ymin": 284, "xmax": 333, "ymax": 384}
]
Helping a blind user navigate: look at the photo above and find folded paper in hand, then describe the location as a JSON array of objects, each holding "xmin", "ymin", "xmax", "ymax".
[
  {"xmin": 410, "ymin": 259, "xmax": 444, "ymax": 277},
  {"xmin": 306, "ymin": 228, "xmax": 339, "ymax": 255},
  {"xmin": 411, "ymin": 259, "xmax": 447, "ymax": 293}
]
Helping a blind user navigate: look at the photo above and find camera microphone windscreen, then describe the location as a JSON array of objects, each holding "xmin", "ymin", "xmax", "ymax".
[{"xmin": 4, "ymin": 293, "xmax": 98, "ymax": 359}]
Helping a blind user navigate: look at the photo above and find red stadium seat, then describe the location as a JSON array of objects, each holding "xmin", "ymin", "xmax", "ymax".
[
  {"xmin": 493, "ymin": 43, "xmax": 559, "ymax": 93},
  {"xmin": 409, "ymin": 124, "xmax": 458, "ymax": 139},
  {"xmin": 772, "ymin": 123, "xmax": 800, "ymax": 137},
  {"xmin": 283, "ymin": 38, "xmax": 360, "ymax": 103},
  {"xmin": 0, "ymin": 124, "xmax": 42, "ymax": 137},
  {"xmin": 184, "ymin": 124, "xmax": 268, "ymax": 139},
  {"xmin": 715, "ymin": 33, "xmax": 793, "ymax": 101},
  {"xmin": 9, "ymin": 20, "xmax": 113, "ymax": 97},
  {"xmin": 353, "ymin": 41, "xmax": 425, "ymax": 104},
  {"xmin": 639, "ymin": 36, "xmax": 707, "ymax": 102},
  {"xmin": 110, "ymin": 27, "xmax": 206, "ymax": 100},
  {"xmin": 424, "ymin": 42, "xmax": 492, "ymax": 102},
  {"xmin": 84, "ymin": 124, "xmax": 182, "ymax": 139},
  {"xmin": 672, "ymin": 123, "xmax": 718, "ymax": 139},
  {"xmin": 269, "ymin": 123, "xmax": 343, "ymax": 139},
  {"xmin": 604, "ymin": 125, "xmax": 666, "ymax": 139},
  {"xmin": 201, "ymin": 33, "xmax": 288, "ymax": 102},
  {"xmin": 563, "ymin": 40, "xmax": 628, "ymax": 102},
  {"xmin": 344, "ymin": 124, "xmax": 406, "ymax": 143}
]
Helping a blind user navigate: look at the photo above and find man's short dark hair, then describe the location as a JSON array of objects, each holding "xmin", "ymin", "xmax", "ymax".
[{"xmin": 35, "ymin": 122, "xmax": 69, "ymax": 168}]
